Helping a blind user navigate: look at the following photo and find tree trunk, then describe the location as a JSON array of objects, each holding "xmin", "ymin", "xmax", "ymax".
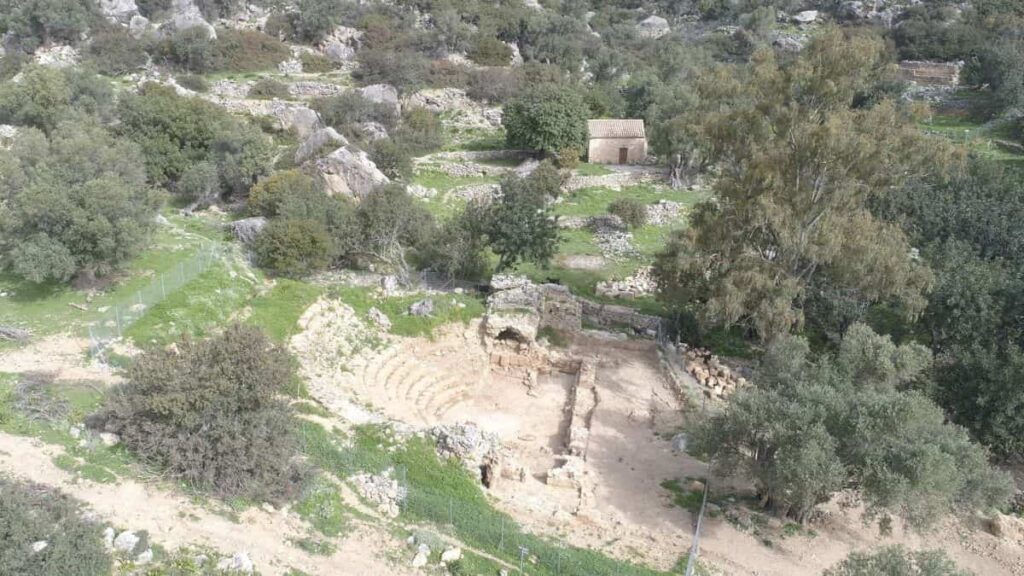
[{"xmin": 669, "ymin": 153, "xmax": 685, "ymax": 189}]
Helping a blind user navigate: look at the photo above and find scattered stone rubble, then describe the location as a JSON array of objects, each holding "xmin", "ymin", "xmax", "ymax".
[
  {"xmin": 405, "ymin": 88, "xmax": 502, "ymax": 130},
  {"xmin": 350, "ymin": 469, "xmax": 407, "ymax": 518},
  {"xmin": 594, "ymin": 229, "xmax": 637, "ymax": 259},
  {"xmin": 676, "ymin": 343, "xmax": 748, "ymax": 399},
  {"xmin": 645, "ymin": 199, "xmax": 683, "ymax": 226},
  {"xmin": 595, "ymin": 266, "xmax": 657, "ymax": 299}
]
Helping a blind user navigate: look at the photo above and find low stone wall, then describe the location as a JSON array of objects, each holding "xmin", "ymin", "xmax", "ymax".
[
  {"xmin": 580, "ymin": 300, "xmax": 661, "ymax": 338},
  {"xmin": 566, "ymin": 360, "xmax": 597, "ymax": 458},
  {"xmin": 898, "ymin": 61, "xmax": 961, "ymax": 87},
  {"xmin": 675, "ymin": 343, "xmax": 748, "ymax": 400},
  {"xmin": 539, "ymin": 284, "xmax": 583, "ymax": 333}
]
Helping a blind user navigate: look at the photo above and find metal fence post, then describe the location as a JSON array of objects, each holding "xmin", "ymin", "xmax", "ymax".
[
  {"xmin": 448, "ymin": 497, "xmax": 454, "ymax": 526},
  {"xmin": 518, "ymin": 546, "xmax": 528, "ymax": 575},
  {"xmin": 684, "ymin": 481, "xmax": 710, "ymax": 576},
  {"xmin": 114, "ymin": 306, "xmax": 122, "ymax": 338},
  {"xmin": 499, "ymin": 517, "xmax": 504, "ymax": 551}
]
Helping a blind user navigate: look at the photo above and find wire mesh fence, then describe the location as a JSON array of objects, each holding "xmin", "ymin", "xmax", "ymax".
[
  {"xmin": 392, "ymin": 466, "xmax": 663, "ymax": 576},
  {"xmin": 87, "ymin": 243, "xmax": 222, "ymax": 358}
]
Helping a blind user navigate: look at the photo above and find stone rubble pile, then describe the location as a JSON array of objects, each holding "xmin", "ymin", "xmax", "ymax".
[
  {"xmin": 595, "ymin": 266, "xmax": 657, "ymax": 299},
  {"xmin": 594, "ymin": 229, "xmax": 637, "ymax": 259},
  {"xmin": 350, "ymin": 469, "xmax": 407, "ymax": 518},
  {"xmin": 645, "ymin": 200, "xmax": 683, "ymax": 226},
  {"xmin": 677, "ymin": 343, "xmax": 748, "ymax": 399},
  {"xmin": 448, "ymin": 183, "xmax": 500, "ymax": 203}
]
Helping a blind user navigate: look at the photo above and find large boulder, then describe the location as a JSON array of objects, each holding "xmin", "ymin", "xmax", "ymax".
[
  {"xmin": 358, "ymin": 84, "xmax": 400, "ymax": 113},
  {"xmin": 637, "ymin": 15, "xmax": 670, "ymax": 39},
  {"xmin": 271, "ymin": 103, "xmax": 322, "ymax": 139},
  {"xmin": 315, "ymin": 146, "xmax": 390, "ymax": 199},
  {"xmin": 295, "ymin": 127, "xmax": 348, "ymax": 164},
  {"xmin": 168, "ymin": 0, "xmax": 217, "ymax": 39},
  {"xmin": 100, "ymin": 0, "xmax": 139, "ymax": 22},
  {"xmin": 230, "ymin": 217, "xmax": 267, "ymax": 244},
  {"xmin": 792, "ymin": 10, "xmax": 818, "ymax": 24},
  {"xmin": 319, "ymin": 26, "xmax": 362, "ymax": 62},
  {"xmin": 129, "ymin": 15, "xmax": 154, "ymax": 38},
  {"xmin": 33, "ymin": 45, "xmax": 79, "ymax": 68}
]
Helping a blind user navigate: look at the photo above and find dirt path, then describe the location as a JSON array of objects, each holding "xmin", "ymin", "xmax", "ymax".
[{"xmin": 0, "ymin": 432, "xmax": 414, "ymax": 576}]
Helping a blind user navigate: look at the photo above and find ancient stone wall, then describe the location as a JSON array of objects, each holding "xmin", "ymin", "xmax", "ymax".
[
  {"xmin": 579, "ymin": 300, "xmax": 661, "ymax": 337},
  {"xmin": 565, "ymin": 360, "xmax": 597, "ymax": 458},
  {"xmin": 898, "ymin": 61, "xmax": 961, "ymax": 87},
  {"xmin": 539, "ymin": 284, "xmax": 583, "ymax": 333}
]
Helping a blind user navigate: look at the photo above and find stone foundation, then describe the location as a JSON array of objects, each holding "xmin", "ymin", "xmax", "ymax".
[{"xmin": 898, "ymin": 60, "xmax": 961, "ymax": 87}]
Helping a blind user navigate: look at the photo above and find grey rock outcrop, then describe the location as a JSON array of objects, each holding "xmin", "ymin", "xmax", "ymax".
[
  {"xmin": 271, "ymin": 103, "xmax": 322, "ymax": 139},
  {"xmin": 409, "ymin": 298, "xmax": 434, "ymax": 316},
  {"xmin": 637, "ymin": 15, "xmax": 670, "ymax": 38},
  {"xmin": 320, "ymin": 26, "xmax": 362, "ymax": 62},
  {"xmin": 168, "ymin": 0, "xmax": 217, "ymax": 39},
  {"xmin": 295, "ymin": 127, "xmax": 348, "ymax": 164},
  {"xmin": 315, "ymin": 146, "xmax": 390, "ymax": 199},
  {"xmin": 100, "ymin": 0, "xmax": 139, "ymax": 22},
  {"xmin": 230, "ymin": 217, "xmax": 267, "ymax": 244},
  {"xmin": 358, "ymin": 84, "xmax": 400, "ymax": 112}
]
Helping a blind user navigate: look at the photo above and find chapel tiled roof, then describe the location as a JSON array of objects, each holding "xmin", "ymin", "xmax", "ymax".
[{"xmin": 587, "ymin": 119, "xmax": 646, "ymax": 139}]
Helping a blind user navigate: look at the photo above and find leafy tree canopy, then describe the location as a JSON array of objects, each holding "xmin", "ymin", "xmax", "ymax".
[
  {"xmin": 653, "ymin": 29, "xmax": 943, "ymax": 340},
  {"xmin": 0, "ymin": 119, "xmax": 160, "ymax": 284},
  {"xmin": 502, "ymin": 84, "xmax": 588, "ymax": 156}
]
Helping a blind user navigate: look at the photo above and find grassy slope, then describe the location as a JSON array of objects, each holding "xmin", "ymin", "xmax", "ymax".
[{"xmin": 300, "ymin": 422, "xmax": 669, "ymax": 576}]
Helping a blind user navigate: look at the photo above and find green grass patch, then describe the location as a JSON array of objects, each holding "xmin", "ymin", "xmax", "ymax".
[
  {"xmin": 295, "ymin": 475, "xmax": 349, "ymax": 537},
  {"xmin": 0, "ymin": 374, "xmax": 135, "ymax": 483},
  {"xmin": 660, "ymin": 478, "xmax": 704, "ymax": 513},
  {"xmin": 574, "ymin": 163, "xmax": 614, "ymax": 176},
  {"xmin": 555, "ymin": 185, "xmax": 705, "ymax": 219},
  {"xmin": 537, "ymin": 325, "xmax": 570, "ymax": 348},
  {"xmin": 299, "ymin": 421, "xmax": 667, "ymax": 576},
  {"xmin": 411, "ymin": 170, "xmax": 499, "ymax": 193},
  {"xmin": 246, "ymin": 280, "xmax": 323, "ymax": 343},
  {"xmin": 0, "ymin": 218, "xmax": 216, "ymax": 343},
  {"xmin": 329, "ymin": 286, "xmax": 485, "ymax": 339},
  {"xmin": 920, "ymin": 113, "xmax": 1024, "ymax": 165},
  {"xmin": 124, "ymin": 255, "xmax": 259, "ymax": 347}
]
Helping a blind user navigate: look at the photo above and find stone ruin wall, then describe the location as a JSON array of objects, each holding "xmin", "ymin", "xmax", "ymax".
[{"xmin": 898, "ymin": 61, "xmax": 961, "ymax": 87}]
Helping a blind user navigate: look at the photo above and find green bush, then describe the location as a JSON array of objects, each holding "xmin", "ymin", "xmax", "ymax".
[
  {"xmin": 104, "ymin": 324, "xmax": 303, "ymax": 500},
  {"xmin": 467, "ymin": 35, "xmax": 512, "ymax": 66},
  {"xmin": 0, "ymin": 0, "xmax": 99, "ymax": 51},
  {"xmin": 255, "ymin": 218, "xmax": 334, "ymax": 278},
  {"xmin": 312, "ymin": 91, "xmax": 398, "ymax": 138},
  {"xmin": 353, "ymin": 48, "xmax": 430, "ymax": 93},
  {"xmin": 248, "ymin": 77, "xmax": 291, "ymax": 99},
  {"xmin": 608, "ymin": 198, "xmax": 647, "ymax": 229},
  {"xmin": 299, "ymin": 52, "xmax": 337, "ymax": 73},
  {"xmin": 825, "ymin": 545, "xmax": 969, "ymax": 576},
  {"xmin": 0, "ymin": 478, "xmax": 111, "ymax": 576},
  {"xmin": 248, "ymin": 170, "xmax": 320, "ymax": 218},
  {"xmin": 369, "ymin": 137, "xmax": 413, "ymax": 180},
  {"xmin": 502, "ymin": 84, "xmax": 588, "ymax": 155},
  {"xmin": 84, "ymin": 26, "xmax": 148, "ymax": 76},
  {"xmin": 212, "ymin": 29, "xmax": 290, "ymax": 73},
  {"xmin": 394, "ymin": 107, "xmax": 443, "ymax": 155},
  {"xmin": 176, "ymin": 73, "xmax": 209, "ymax": 92}
]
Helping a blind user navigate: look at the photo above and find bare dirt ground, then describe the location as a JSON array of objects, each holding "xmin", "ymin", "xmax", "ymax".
[
  {"xmin": 0, "ymin": 431, "xmax": 414, "ymax": 576},
  {"xmin": 0, "ymin": 334, "xmax": 120, "ymax": 382},
  {"xmin": 292, "ymin": 310, "xmax": 1024, "ymax": 576}
]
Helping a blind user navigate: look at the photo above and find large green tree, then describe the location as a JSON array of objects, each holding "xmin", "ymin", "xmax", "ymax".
[
  {"xmin": 502, "ymin": 84, "xmax": 588, "ymax": 156},
  {"xmin": 653, "ymin": 29, "xmax": 940, "ymax": 340},
  {"xmin": 693, "ymin": 326, "xmax": 1012, "ymax": 528},
  {"xmin": 0, "ymin": 120, "xmax": 160, "ymax": 284}
]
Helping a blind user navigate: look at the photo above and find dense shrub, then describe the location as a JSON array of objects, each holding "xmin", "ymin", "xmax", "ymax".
[
  {"xmin": 554, "ymin": 146, "xmax": 580, "ymax": 169},
  {"xmin": 105, "ymin": 325, "xmax": 302, "ymax": 499},
  {"xmin": 395, "ymin": 107, "xmax": 444, "ymax": 155},
  {"xmin": 299, "ymin": 52, "xmax": 338, "ymax": 73},
  {"xmin": 608, "ymin": 198, "xmax": 647, "ymax": 229},
  {"xmin": 118, "ymin": 83, "xmax": 273, "ymax": 195},
  {"xmin": 467, "ymin": 35, "xmax": 513, "ymax": 66},
  {"xmin": 503, "ymin": 84, "xmax": 588, "ymax": 155},
  {"xmin": 312, "ymin": 91, "xmax": 398, "ymax": 138},
  {"xmin": 0, "ymin": 0, "xmax": 98, "ymax": 51},
  {"xmin": 157, "ymin": 29, "xmax": 289, "ymax": 74},
  {"xmin": 0, "ymin": 478, "xmax": 111, "ymax": 576},
  {"xmin": 353, "ymin": 48, "xmax": 431, "ymax": 93},
  {"xmin": 255, "ymin": 218, "xmax": 334, "ymax": 277},
  {"xmin": 825, "ymin": 545, "xmax": 969, "ymax": 576},
  {"xmin": 176, "ymin": 74, "xmax": 209, "ymax": 92},
  {"xmin": 466, "ymin": 68, "xmax": 524, "ymax": 103},
  {"xmin": 248, "ymin": 170, "xmax": 320, "ymax": 218},
  {"xmin": 248, "ymin": 77, "xmax": 291, "ymax": 99},
  {"xmin": 369, "ymin": 138, "xmax": 414, "ymax": 180},
  {"xmin": 0, "ymin": 66, "xmax": 115, "ymax": 134},
  {"xmin": 212, "ymin": 29, "xmax": 290, "ymax": 73},
  {"xmin": 175, "ymin": 161, "xmax": 220, "ymax": 204},
  {"xmin": 136, "ymin": 0, "xmax": 172, "ymax": 19},
  {"xmin": 295, "ymin": 0, "xmax": 349, "ymax": 42},
  {"xmin": 0, "ymin": 121, "xmax": 160, "ymax": 284},
  {"xmin": 84, "ymin": 26, "xmax": 149, "ymax": 76}
]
